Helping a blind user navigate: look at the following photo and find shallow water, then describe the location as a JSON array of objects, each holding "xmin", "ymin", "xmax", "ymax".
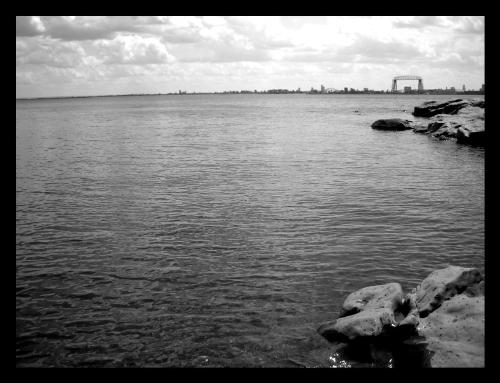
[{"xmin": 16, "ymin": 94, "xmax": 484, "ymax": 367}]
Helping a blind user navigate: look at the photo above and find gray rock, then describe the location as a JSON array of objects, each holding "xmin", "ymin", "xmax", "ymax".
[
  {"xmin": 316, "ymin": 266, "xmax": 484, "ymax": 368},
  {"xmin": 413, "ymin": 99, "xmax": 470, "ymax": 117},
  {"xmin": 431, "ymin": 123, "xmax": 459, "ymax": 140},
  {"xmin": 418, "ymin": 294, "xmax": 484, "ymax": 367},
  {"xmin": 318, "ymin": 308, "xmax": 397, "ymax": 341},
  {"xmin": 399, "ymin": 289, "xmax": 420, "ymax": 328},
  {"xmin": 318, "ymin": 283, "xmax": 405, "ymax": 342},
  {"xmin": 371, "ymin": 118, "xmax": 413, "ymax": 131},
  {"xmin": 456, "ymin": 105, "xmax": 485, "ymax": 119},
  {"xmin": 415, "ymin": 266, "xmax": 483, "ymax": 317},
  {"xmin": 340, "ymin": 282, "xmax": 404, "ymax": 316}
]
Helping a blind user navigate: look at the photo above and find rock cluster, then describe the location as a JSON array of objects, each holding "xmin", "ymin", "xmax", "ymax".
[
  {"xmin": 412, "ymin": 100, "xmax": 485, "ymax": 145},
  {"xmin": 371, "ymin": 99, "xmax": 485, "ymax": 146},
  {"xmin": 317, "ymin": 265, "xmax": 484, "ymax": 367}
]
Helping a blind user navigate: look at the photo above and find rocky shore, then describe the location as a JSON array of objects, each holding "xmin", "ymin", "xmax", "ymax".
[
  {"xmin": 317, "ymin": 265, "xmax": 484, "ymax": 367},
  {"xmin": 371, "ymin": 99, "xmax": 485, "ymax": 146}
]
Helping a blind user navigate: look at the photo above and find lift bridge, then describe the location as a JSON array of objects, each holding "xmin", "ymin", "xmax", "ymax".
[{"xmin": 392, "ymin": 75, "xmax": 424, "ymax": 92}]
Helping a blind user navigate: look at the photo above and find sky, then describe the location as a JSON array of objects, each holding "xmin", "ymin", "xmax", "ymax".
[{"xmin": 16, "ymin": 16, "xmax": 485, "ymax": 98}]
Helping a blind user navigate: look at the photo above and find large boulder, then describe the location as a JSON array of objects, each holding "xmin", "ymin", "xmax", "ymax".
[
  {"xmin": 318, "ymin": 308, "xmax": 397, "ymax": 342},
  {"xmin": 340, "ymin": 282, "xmax": 404, "ymax": 316},
  {"xmin": 371, "ymin": 119, "xmax": 413, "ymax": 131},
  {"xmin": 318, "ymin": 283, "xmax": 405, "ymax": 342},
  {"xmin": 415, "ymin": 266, "xmax": 483, "ymax": 317},
  {"xmin": 413, "ymin": 99, "xmax": 470, "ymax": 117},
  {"xmin": 418, "ymin": 294, "xmax": 484, "ymax": 367}
]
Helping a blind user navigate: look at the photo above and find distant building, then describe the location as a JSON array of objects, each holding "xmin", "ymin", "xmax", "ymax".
[
  {"xmin": 320, "ymin": 85, "xmax": 326, "ymax": 93},
  {"xmin": 462, "ymin": 84, "xmax": 466, "ymax": 92},
  {"xmin": 344, "ymin": 87, "xmax": 348, "ymax": 93},
  {"xmin": 404, "ymin": 86, "xmax": 412, "ymax": 93},
  {"xmin": 450, "ymin": 87, "xmax": 456, "ymax": 93},
  {"xmin": 481, "ymin": 84, "xmax": 485, "ymax": 92},
  {"xmin": 363, "ymin": 88, "xmax": 369, "ymax": 92}
]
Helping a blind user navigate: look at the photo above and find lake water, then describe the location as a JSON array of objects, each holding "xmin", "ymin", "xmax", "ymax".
[{"xmin": 16, "ymin": 94, "xmax": 484, "ymax": 367}]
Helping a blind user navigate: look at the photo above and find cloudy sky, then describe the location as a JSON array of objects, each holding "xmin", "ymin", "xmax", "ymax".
[{"xmin": 16, "ymin": 16, "xmax": 484, "ymax": 98}]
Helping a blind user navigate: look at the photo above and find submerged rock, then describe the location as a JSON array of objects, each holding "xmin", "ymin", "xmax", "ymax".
[{"xmin": 371, "ymin": 119, "xmax": 413, "ymax": 131}]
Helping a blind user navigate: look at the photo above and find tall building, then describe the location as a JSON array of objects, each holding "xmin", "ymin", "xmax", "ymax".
[
  {"xmin": 462, "ymin": 84, "xmax": 466, "ymax": 92},
  {"xmin": 320, "ymin": 85, "xmax": 326, "ymax": 93},
  {"xmin": 344, "ymin": 87, "xmax": 348, "ymax": 93},
  {"xmin": 481, "ymin": 84, "xmax": 485, "ymax": 92}
]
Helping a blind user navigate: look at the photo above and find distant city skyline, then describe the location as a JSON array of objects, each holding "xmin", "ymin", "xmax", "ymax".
[{"xmin": 16, "ymin": 16, "xmax": 485, "ymax": 98}]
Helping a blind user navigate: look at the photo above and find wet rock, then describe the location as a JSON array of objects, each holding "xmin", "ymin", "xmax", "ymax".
[
  {"xmin": 456, "ymin": 126, "xmax": 486, "ymax": 146},
  {"xmin": 413, "ymin": 99, "xmax": 470, "ymax": 117},
  {"xmin": 418, "ymin": 294, "xmax": 484, "ymax": 367},
  {"xmin": 371, "ymin": 119, "xmax": 413, "ymax": 131},
  {"xmin": 415, "ymin": 266, "xmax": 483, "ymax": 318},
  {"xmin": 412, "ymin": 123, "xmax": 430, "ymax": 134}
]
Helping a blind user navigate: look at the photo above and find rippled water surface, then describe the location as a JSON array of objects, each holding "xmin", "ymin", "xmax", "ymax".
[{"xmin": 16, "ymin": 94, "xmax": 484, "ymax": 367}]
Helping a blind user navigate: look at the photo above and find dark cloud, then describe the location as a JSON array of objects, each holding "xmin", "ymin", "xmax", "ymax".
[
  {"xmin": 452, "ymin": 17, "xmax": 484, "ymax": 34},
  {"xmin": 38, "ymin": 16, "xmax": 129, "ymax": 41},
  {"xmin": 17, "ymin": 16, "xmax": 172, "ymax": 42},
  {"xmin": 16, "ymin": 16, "xmax": 43, "ymax": 37}
]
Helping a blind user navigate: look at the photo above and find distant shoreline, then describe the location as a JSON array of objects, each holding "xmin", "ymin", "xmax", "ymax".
[{"xmin": 16, "ymin": 91, "xmax": 485, "ymax": 101}]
